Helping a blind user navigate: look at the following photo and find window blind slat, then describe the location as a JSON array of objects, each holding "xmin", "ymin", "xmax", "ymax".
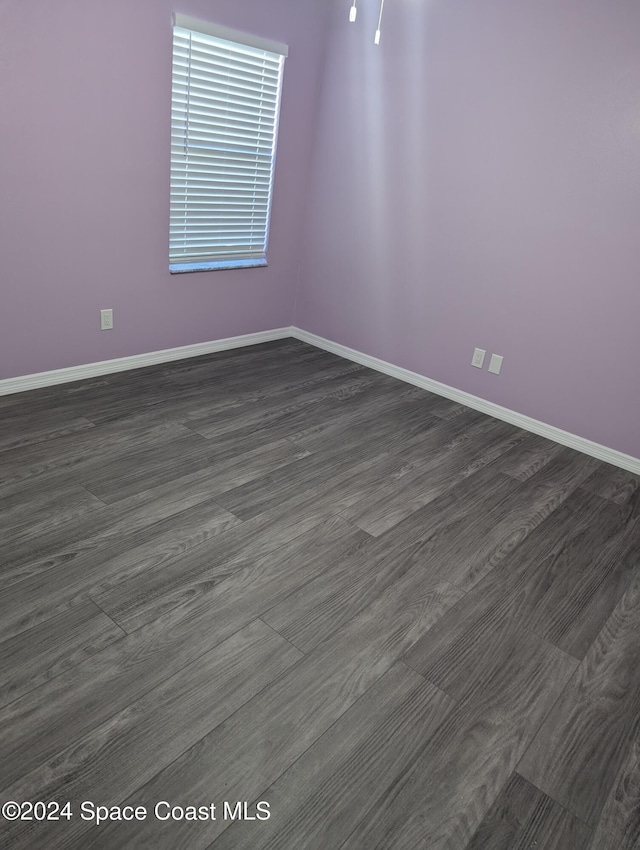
[
  {"xmin": 171, "ymin": 120, "xmax": 276, "ymax": 140},
  {"xmin": 170, "ymin": 162, "xmax": 273, "ymax": 175},
  {"xmin": 171, "ymin": 176, "xmax": 271, "ymax": 187},
  {"xmin": 170, "ymin": 149, "xmax": 274, "ymax": 165},
  {"xmin": 170, "ymin": 24, "xmax": 285, "ymax": 271},
  {"xmin": 172, "ymin": 95, "xmax": 277, "ymax": 118},
  {"xmin": 172, "ymin": 74, "xmax": 279, "ymax": 100},
  {"xmin": 173, "ymin": 55, "xmax": 281, "ymax": 80}
]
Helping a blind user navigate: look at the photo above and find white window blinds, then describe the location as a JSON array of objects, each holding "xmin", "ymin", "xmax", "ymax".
[{"xmin": 170, "ymin": 17, "xmax": 287, "ymax": 272}]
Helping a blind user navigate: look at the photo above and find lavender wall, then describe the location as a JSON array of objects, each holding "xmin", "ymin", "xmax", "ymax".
[
  {"xmin": 295, "ymin": 0, "xmax": 640, "ymax": 459},
  {"xmin": 0, "ymin": 0, "xmax": 329, "ymax": 379}
]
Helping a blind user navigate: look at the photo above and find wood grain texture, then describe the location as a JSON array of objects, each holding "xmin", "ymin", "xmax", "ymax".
[
  {"xmin": 518, "ymin": 570, "xmax": 640, "ymax": 827},
  {"xmin": 213, "ymin": 438, "xmax": 392, "ymax": 521},
  {"xmin": 589, "ymin": 725, "xmax": 640, "ymax": 850},
  {"xmin": 1, "ymin": 338, "xmax": 637, "ymax": 850},
  {"xmin": 0, "ymin": 517, "xmax": 365, "ymax": 788},
  {"xmin": 402, "ymin": 488, "xmax": 630, "ymax": 698},
  {"xmin": 215, "ymin": 446, "xmax": 408, "ymax": 527},
  {"xmin": 287, "ymin": 385, "xmax": 440, "ymax": 459},
  {"xmin": 0, "ymin": 601, "xmax": 124, "ymax": 708},
  {"xmin": 1, "ymin": 437, "xmax": 302, "ymax": 587},
  {"xmin": 89, "ymin": 571, "xmax": 463, "ymax": 848},
  {"xmin": 466, "ymin": 773, "xmax": 592, "ymax": 850},
  {"xmin": 581, "ymin": 464, "xmax": 640, "ymax": 506},
  {"xmin": 343, "ymin": 626, "xmax": 577, "ymax": 849},
  {"xmin": 262, "ymin": 461, "xmax": 523, "ymax": 653},
  {"xmin": 341, "ymin": 416, "xmax": 525, "ymax": 537},
  {"xmin": 95, "ymin": 514, "xmax": 370, "ymax": 633},
  {"xmin": 494, "ymin": 432, "xmax": 564, "ymax": 481},
  {"xmin": 0, "ymin": 415, "xmax": 95, "ymax": 453},
  {"xmin": 0, "ymin": 497, "xmax": 241, "ymax": 643},
  {"xmin": 1, "ymin": 620, "xmax": 302, "ymax": 850},
  {"xmin": 0, "ymin": 417, "xmax": 195, "ymax": 489},
  {"xmin": 526, "ymin": 502, "xmax": 640, "ymax": 658},
  {"xmin": 183, "ymin": 370, "xmax": 385, "ymax": 441},
  {"xmin": 209, "ymin": 663, "xmax": 456, "ymax": 850},
  {"xmin": 437, "ymin": 447, "xmax": 600, "ymax": 592},
  {"xmin": 2, "ymin": 482, "xmax": 104, "ymax": 542}
]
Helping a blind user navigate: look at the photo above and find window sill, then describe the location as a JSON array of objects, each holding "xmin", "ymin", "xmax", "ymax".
[{"xmin": 170, "ymin": 259, "xmax": 267, "ymax": 274}]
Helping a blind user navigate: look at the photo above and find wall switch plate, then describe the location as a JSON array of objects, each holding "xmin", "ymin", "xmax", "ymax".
[
  {"xmin": 100, "ymin": 309, "xmax": 113, "ymax": 330},
  {"xmin": 471, "ymin": 347, "xmax": 486, "ymax": 368},
  {"xmin": 488, "ymin": 353, "xmax": 503, "ymax": 375}
]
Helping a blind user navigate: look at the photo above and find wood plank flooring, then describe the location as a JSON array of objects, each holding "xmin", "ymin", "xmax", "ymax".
[{"xmin": 1, "ymin": 338, "xmax": 639, "ymax": 849}]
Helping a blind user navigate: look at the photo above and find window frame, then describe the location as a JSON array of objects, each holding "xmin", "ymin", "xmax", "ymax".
[{"xmin": 169, "ymin": 15, "xmax": 288, "ymax": 274}]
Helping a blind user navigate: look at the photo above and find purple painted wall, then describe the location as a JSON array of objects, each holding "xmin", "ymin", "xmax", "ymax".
[
  {"xmin": 295, "ymin": 0, "xmax": 640, "ymax": 459},
  {"xmin": 0, "ymin": 0, "xmax": 329, "ymax": 379}
]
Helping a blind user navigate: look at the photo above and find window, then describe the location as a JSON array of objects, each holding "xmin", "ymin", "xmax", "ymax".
[{"xmin": 170, "ymin": 14, "xmax": 288, "ymax": 273}]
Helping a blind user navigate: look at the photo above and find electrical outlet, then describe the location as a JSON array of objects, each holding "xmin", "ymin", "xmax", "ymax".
[
  {"xmin": 100, "ymin": 309, "xmax": 113, "ymax": 331},
  {"xmin": 488, "ymin": 354, "xmax": 503, "ymax": 375},
  {"xmin": 471, "ymin": 348, "xmax": 486, "ymax": 368}
]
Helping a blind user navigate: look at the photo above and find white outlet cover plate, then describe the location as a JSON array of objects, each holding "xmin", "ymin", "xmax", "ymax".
[
  {"xmin": 471, "ymin": 347, "xmax": 486, "ymax": 368},
  {"xmin": 100, "ymin": 309, "xmax": 113, "ymax": 330},
  {"xmin": 488, "ymin": 354, "xmax": 503, "ymax": 375}
]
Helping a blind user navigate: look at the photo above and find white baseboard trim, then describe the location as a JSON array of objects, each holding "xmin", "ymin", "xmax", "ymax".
[
  {"xmin": 3, "ymin": 323, "xmax": 638, "ymax": 474},
  {"xmin": 0, "ymin": 328, "xmax": 292, "ymax": 396},
  {"xmin": 292, "ymin": 327, "xmax": 640, "ymax": 475}
]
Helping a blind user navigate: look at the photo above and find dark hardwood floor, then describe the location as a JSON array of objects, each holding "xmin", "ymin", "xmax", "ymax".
[{"xmin": 1, "ymin": 338, "xmax": 639, "ymax": 849}]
